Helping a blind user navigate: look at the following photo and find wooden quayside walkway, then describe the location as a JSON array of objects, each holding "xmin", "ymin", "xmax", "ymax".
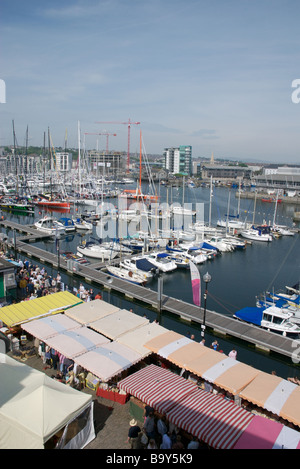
[{"xmin": 0, "ymin": 220, "xmax": 298, "ymax": 360}]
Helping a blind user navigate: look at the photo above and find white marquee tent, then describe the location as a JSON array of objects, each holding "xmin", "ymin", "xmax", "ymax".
[{"xmin": 0, "ymin": 354, "xmax": 95, "ymax": 449}]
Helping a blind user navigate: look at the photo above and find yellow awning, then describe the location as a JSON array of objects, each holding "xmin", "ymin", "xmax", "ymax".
[{"xmin": 0, "ymin": 291, "xmax": 83, "ymax": 328}]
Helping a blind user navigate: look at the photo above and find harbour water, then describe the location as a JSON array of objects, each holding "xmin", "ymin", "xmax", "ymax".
[{"xmin": 1, "ymin": 183, "xmax": 300, "ymax": 380}]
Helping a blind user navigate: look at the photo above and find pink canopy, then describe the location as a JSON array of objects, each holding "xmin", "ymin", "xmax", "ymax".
[{"xmin": 234, "ymin": 415, "xmax": 300, "ymax": 449}]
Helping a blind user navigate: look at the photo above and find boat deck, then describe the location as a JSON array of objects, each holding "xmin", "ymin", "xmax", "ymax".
[{"xmin": 0, "ymin": 219, "xmax": 297, "ymax": 360}]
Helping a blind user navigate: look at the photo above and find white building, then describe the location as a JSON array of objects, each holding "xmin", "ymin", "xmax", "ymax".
[
  {"xmin": 54, "ymin": 152, "xmax": 72, "ymax": 172},
  {"xmin": 164, "ymin": 146, "xmax": 192, "ymax": 175}
]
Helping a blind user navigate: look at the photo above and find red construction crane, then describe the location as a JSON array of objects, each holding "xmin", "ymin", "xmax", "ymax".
[
  {"xmin": 95, "ymin": 119, "xmax": 140, "ymax": 172},
  {"xmin": 84, "ymin": 132, "xmax": 117, "ymax": 154}
]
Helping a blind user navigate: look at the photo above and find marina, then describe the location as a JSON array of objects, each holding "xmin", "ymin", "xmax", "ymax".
[{"xmin": 1, "ymin": 210, "xmax": 299, "ymax": 361}]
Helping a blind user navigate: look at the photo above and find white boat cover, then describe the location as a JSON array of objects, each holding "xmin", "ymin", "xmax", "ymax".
[
  {"xmin": 45, "ymin": 327, "xmax": 110, "ymax": 358},
  {"xmin": 88, "ymin": 309, "xmax": 149, "ymax": 340},
  {"xmin": 64, "ymin": 299, "xmax": 120, "ymax": 325},
  {"xmin": 21, "ymin": 313, "xmax": 81, "ymax": 340},
  {"xmin": 0, "ymin": 354, "xmax": 94, "ymax": 449},
  {"xmin": 74, "ymin": 341, "xmax": 143, "ymax": 382}
]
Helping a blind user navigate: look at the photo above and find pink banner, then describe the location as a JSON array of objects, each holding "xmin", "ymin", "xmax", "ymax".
[{"xmin": 189, "ymin": 261, "xmax": 201, "ymax": 307}]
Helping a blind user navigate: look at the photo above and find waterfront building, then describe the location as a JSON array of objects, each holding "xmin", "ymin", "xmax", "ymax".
[
  {"xmin": 163, "ymin": 146, "xmax": 192, "ymax": 175},
  {"xmin": 201, "ymin": 164, "xmax": 252, "ymax": 181},
  {"xmin": 88, "ymin": 150, "xmax": 125, "ymax": 176},
  {"xmin": 53, "ymin": 152, "xmax": 72, "ymax": 172}
]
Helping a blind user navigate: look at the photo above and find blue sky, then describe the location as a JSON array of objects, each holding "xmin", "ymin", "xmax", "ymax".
[{"xmin": 1, "ymin": 0, "xmax": 300, "ymax": 163}]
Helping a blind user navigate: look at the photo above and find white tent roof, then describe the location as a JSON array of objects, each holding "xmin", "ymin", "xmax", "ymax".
[
  {"xmin": 21, "ymin": 313, "xmax": 81, "ymax": 340},
  {"xmin": 45, "ymin": 327, "xmax": 110, "ymax": 359},
  {"xmin": 0, "ymin": 354, "xmax": 92, "ymax": 449},
  {"xmin": 64, "ymin": 299, "xmax": 120, "ymax": 325},
  {"xmin": 88, "ymin": 309, "xmax": 150, "ymax": 340},
  {"xmin": 74, "ymin": 342, "xmax": 143, "ymax": 382},
  {"xmin": 116, "ymin": 322, "xmax": 168, "ymax": 357}
]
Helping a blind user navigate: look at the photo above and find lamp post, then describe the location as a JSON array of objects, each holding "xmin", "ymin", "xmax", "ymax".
[{"xmin": 201, "ymin": 272, "xmax": 212, "ymax": 338}]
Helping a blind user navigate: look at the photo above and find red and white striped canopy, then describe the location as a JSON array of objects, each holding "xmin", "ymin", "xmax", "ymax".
[
  {"xmin": 118, "ymin": 364, "xmax": 196, "ymax": 415},
  {"xmin": 166, "ymin": 386, "xmax": 254, "ymax": 449},
  {"xmin": 118, "ymin": 364, "xmax": 254, "ymax": 449}
]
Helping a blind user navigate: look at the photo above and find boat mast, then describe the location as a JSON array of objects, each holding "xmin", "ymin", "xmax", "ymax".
[
  {"xmin": 208, "ymin": 175, "xmax": 213, "ymax": 227},
  {"xmin": 78, "ymin": 121, "xmax": 81, "ymax": 199},
  {"xmin": 12, "ymin": 120, "xmax": 19, "ymax": 197}
]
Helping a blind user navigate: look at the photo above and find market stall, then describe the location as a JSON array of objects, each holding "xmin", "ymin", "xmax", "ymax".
[
  {"xmin": 165, "ymin": 385, "xmax": 254, "ymax": 449},
  {"xmin": 88, "ymin": 308, "xmax": 149, "ymax": 340},
  {"xmin": 234, "ymin": 414, "xmax": 300, "ymax": 449},
  {"xmin": 64, "ymin": 299, "xmax": 120, "ymax": 325},
  {"xmin": 118, "ymin": 363, "xmax": 198, "ymax": 415},
  {"xmin": 144, "ymin": 331, "xmax": 260, "ymax": 395},
  {"xmin": 44, "ymin": 327, "xmax": 110, "ymax": 359},
  {"xmin": 115, "ymin": 322, "xmax": 168, "ymax": 357},
  {"xmin": 0, "ymin": 353, "xmax": 95, "ymax": 449},
  {"xmin": 21, "ymin": 313, "xmax": 81, "ymax": 340},
  {"xmin": 117, "ymin": 364, "xmax": 254, "ymax": 449},
  {"xmin": 0, "ymin": 291, "xmax": 83, "ymax": 328},
  {"xmin": 74, "ymin": 341, "xmax": 143, "ymax": 383},
  {"xmin": 239, "ymin": 372, "xmax": 300, "ymax": 427}
]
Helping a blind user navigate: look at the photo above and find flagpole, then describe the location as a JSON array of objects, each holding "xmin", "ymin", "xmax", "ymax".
[{"xmin": 201, "ymin": 272, "xmax": 212, "ymax": 338}]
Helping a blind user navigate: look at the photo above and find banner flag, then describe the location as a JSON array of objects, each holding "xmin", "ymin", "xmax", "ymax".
[{"xmin": 189, "ymin": 260, "xmax": 201, "ymax": 307}]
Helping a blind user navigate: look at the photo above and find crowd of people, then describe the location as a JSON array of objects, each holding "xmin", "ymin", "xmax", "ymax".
[
  {"xmin": 127, "ymin": 406, "xmax": 207, "ymax": 450},
  {"xmin": 5, "ymin": 255, "xmax": 103, "ymax": 304}
]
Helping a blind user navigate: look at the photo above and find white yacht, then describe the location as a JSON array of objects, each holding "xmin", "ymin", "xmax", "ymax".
[
  {"xmin": 34, "ymin": 216, "xmax": 66, "ymax": 235},
  {"xmin": 234, "ymin": 304, "xmax": 300, "ymax": 338}
]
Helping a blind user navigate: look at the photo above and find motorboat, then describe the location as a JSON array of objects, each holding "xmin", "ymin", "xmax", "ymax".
[
  {"xmin": 57, "ymin": 217, "xmax": 76, "ymax": 232},
  {"xmin": 119, "ymin": 259, "xmax": 154, "ymax": 281},
  {"xmin": 166, "ymin": 244, "xmax": 208, "ymax": 264},
  {"xmin": 205, "ymin": 236, "xmax": 235, "ymax": 252},
  {"xmin": 34, "ymin": 216, "xmax": 66, "ymax": 235},
  {"xmin": 171, "ymin": 204, "xmax": 196, "ymax": 217},
  {"xmin": 164, "ymin": 252, "xmax": 190, "ymax": 269},
  {"xmin": 240, "ymin": 226, "xmax": 272, "ymax": 242},
  {"xmin": 105, "ymin": 265, "xmax": 146, "ymax": 285},
  {"xmin": 73, "ymin": 217, "xmax": 93, "ymax": 231},
  {"xmin": 143, "ymin": 252, "xmax": 177, "ymax": 273},
  {"xmin": 34, "ymin": 196, "xmax": 70, "ymax": 209},
  {"xmin": 272, "ymin": 225, "xmax": 295, "ymax": 236},
  {"xmin": 233, "ymin": 304, "xmax": 300, "ymax": 338},
  {"xmin": 0, "ymin": 197, "xmax": 35, "ymax": 215},
  {"xmin": 77, "ymin": 241, "xmax": 118, "ymax": 260}
]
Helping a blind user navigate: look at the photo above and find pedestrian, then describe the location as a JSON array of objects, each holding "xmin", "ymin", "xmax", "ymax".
[
  {"xmin": 200, "ymin": 339, "xmax": 205, "ymax": 346},
  {"xmin": 187, "ymin": 437, "xmax": 200, "ymax": 449},
  {"xmin": 211, "ymin": 340, "xmax": 219, "ymax": 351},
  {"xmin": 229, "ymin": 348, "xmax": 237, "ymax": 359},
  {"xmin": 143, "ymin": 411, "xmax": 156, "ymax": 439},
  {"xmin": 160, "ymin": 432, "xmax": 172, "ymax": 449},
  {"xmin": 147, "ymin": 439, "xmax": 158, "ymax": 449},
  {"xmin": 172, "ymin": 434, "xmax": 184, "ymax": 449},
  {"xmin": 127, "ymin": 419, "xmax": 141, "ymax": 448},
  {"xmin": 157, "ymin": 416, "xmax": 168, "ymax": 437}
]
